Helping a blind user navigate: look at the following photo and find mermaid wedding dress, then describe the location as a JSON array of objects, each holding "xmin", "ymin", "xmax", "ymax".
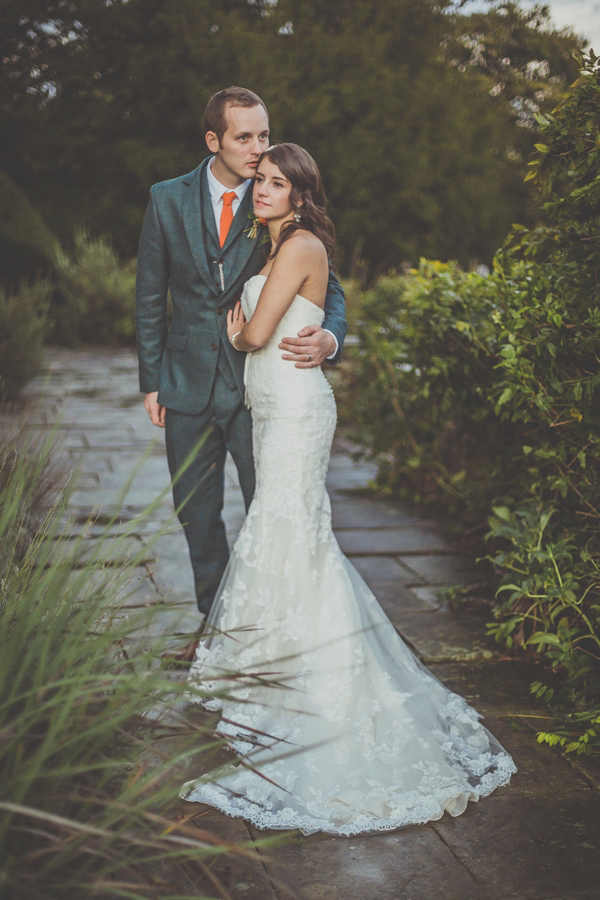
[{"xmin": 180, "ymin": 274, "xmax": 516, "ymax": 835}]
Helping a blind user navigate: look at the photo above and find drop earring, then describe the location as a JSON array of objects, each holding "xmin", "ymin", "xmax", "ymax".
[{"xmin": 294, "ymin": 211, "xmax": 301, "ymax": 223}]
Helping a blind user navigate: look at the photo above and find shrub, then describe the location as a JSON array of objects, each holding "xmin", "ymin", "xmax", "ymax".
[
  {"xmin": 0, "ymin": 171, "xmax": 57, "ymax": 285},
  {"xmin": 485, "ymin": 50, "xmax": 600, "ymax": 748},
  {"xmin": 51, "ymin": 229, "xmax": 136, "ymax": 346},
  {"xmin": 339, "ymin": 261, "xmax": 525, "ymax": 521},
  {"xmin": 0, "ymin": 278, "xmax": 51, "ymax": 400},
  {"xmin": 342, "ymin": 51, "xmax": 600, "ymax": 752}
]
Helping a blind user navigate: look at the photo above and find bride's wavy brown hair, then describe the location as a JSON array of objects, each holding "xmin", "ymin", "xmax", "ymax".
[{"xmin": 257, "ymin": 143, "xmax": 336, "ymax": 262}]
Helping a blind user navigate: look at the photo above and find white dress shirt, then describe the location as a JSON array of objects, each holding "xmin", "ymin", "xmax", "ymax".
[
  {"xmin": 206, "ymin": 156, "xmax": 252, "ymax": 233},
  {"xmin": 207, "ymin": 157, "xmax": 338, "ymax": 359}
]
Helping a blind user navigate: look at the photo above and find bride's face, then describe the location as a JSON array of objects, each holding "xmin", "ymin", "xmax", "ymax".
[{"xmin": 253, "ymin": 158, "xmax": 294, "ymax": 222}]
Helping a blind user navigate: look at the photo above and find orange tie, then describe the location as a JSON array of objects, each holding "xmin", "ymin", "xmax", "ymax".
[{"xmin": 219, "ymin": 191, "xmax": 237, "ymax": 247}]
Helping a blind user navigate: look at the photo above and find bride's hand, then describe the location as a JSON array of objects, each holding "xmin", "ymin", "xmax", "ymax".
[{"xmin": 227, "ymin": 301, "xmax": 247, "ymax": 341}]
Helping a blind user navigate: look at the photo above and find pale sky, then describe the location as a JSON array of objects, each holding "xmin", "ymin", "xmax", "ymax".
[{"xmin": 461, "ymin": 1, "xmax": 600, "ymax": 50}]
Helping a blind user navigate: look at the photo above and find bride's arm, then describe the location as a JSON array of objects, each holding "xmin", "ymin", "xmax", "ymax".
[{"xmin": 227, "ymin": 235, "xmax": 327, "ymax": 353}]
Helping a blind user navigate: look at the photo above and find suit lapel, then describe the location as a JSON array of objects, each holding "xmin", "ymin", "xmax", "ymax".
[
  {"xmin": 181, "ymin": 157, "xmax": 268, "ymax": 301},
  {"xmin": 200, "ymin": 163, "xmax": 221, "ymax": 255},
  {"xmin": 182, "ymin": 160, "xmax": 220, "ymax": 297}
]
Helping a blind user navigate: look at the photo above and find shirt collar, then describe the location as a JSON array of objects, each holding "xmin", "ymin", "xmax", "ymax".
[{"xmin": 207, "ymin": 156, "xmax": 252, "ymax": 205}]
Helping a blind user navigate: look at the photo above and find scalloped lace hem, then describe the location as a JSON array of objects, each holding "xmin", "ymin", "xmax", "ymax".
[
  {"xmin": 179, "ymin": 755, "xmax": 516, "ymax": 836},
  {"xmin": 181, "ymin": 704, "xmax": 517, "ymax": 835}
]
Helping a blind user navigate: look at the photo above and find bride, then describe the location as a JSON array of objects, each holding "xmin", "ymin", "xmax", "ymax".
[{"xmin": 180, "ymin": 143, "xmax": 516, "ymax": 835}]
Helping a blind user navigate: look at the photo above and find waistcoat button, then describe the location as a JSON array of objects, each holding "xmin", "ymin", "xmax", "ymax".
[{"xmin": 211, "ymin": 342, "xmax": 218, "ymax": 351}]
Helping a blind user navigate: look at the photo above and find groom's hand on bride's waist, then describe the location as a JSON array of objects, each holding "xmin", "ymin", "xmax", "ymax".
[
  {"xmin": 279, "ymin": 326, "xmax": 336, "ymax": 368},
  {"xmin": 144, "ymin": 391, "xmax": 166, "ymax": 428}
]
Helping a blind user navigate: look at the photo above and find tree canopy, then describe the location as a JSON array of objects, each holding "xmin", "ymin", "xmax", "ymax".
[{"xmin": 0, "ymin": 0, "xmax": 584, "ymax": 275}]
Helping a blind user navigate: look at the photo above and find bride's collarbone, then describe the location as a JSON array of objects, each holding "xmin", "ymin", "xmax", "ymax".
[{"xmin": 253, "ymin": 272, "xmax": 325, "ymax": 310}]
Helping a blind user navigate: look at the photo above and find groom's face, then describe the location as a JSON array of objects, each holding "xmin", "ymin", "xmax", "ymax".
[{"xmin": 207, "ymin": 104, "xmax": 270, "ymax": 185}]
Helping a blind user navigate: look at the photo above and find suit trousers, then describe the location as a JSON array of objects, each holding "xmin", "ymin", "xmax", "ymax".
[{"xmin": 164, "ymin": 345, "xmax": 255, "ymax": 616}]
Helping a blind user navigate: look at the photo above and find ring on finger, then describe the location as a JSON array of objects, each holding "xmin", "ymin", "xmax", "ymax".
[{"xmin": 307, "ymin": 354, "xmax": 312, "ymax": 362}]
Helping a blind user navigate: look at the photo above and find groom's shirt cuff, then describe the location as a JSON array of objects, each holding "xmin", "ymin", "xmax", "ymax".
[{"xmin": 324, "ymin": 329, "xmax": 339, "ymax": 361}]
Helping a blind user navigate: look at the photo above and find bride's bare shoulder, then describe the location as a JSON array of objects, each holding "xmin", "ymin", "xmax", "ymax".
[{"xmin": 277, "ymin": 230, "xmax": 327, "ymax": 267}]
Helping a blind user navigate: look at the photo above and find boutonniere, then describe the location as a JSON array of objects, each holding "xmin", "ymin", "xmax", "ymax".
[{"xmin": 245, "ymin": 213, "xmax": 269, "ymax": 242}]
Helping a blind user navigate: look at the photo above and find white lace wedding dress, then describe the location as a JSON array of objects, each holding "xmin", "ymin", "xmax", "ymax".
[{"xmin": 180, "ymin": 273, "xmax": 516, "ymax": 835}]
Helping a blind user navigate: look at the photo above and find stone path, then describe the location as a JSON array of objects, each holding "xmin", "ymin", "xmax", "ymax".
[{"xmin": 22, "ymin": 349, "xmax": 600, "ymax": 900}]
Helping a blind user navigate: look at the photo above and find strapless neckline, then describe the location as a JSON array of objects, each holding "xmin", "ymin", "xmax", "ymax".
[{"xmin": 246, "ymin": 273, "xmax": 325, "ymax": 315}]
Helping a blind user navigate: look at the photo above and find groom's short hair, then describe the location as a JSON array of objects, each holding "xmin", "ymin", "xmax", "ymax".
[{"xmin": 204, "ymin": 87, "xmax": 268, "ymax": 143}]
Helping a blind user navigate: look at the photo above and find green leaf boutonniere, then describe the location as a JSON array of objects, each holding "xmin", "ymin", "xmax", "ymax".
[{"xmin": 245, "ymin": 213, "xmax": 269, "ymax": 242}]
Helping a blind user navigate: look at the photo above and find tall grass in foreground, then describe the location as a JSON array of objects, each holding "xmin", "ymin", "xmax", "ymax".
[{"xmin": 0, "ymin": 425, "xmax": 266, "ymax": 900}]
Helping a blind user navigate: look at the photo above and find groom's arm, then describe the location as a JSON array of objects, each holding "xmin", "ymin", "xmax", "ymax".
[
  {"xmin": 279, "ymin": 270, "xmax": 347, "ymax": 368},
  {"xmin": 135, "ymin": 188, "xmax": 169, "ymax": 422},
  {"xmin": 322, "ymin": 270, "xmax": 348, "ymax": 364}
]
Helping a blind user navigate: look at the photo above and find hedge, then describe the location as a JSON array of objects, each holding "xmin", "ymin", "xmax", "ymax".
[{"xmin": 342, "ymin": 51, "xmax": 600, "ymax": 753}]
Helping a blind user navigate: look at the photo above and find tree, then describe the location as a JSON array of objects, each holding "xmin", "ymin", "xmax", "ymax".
[
  {"xmin": 441, "ymin": 1, "xmax": 583, "ymax": 229},
  {"xmin": 0, "ymin": 0, "xmax": 587, "ymax": 272}
]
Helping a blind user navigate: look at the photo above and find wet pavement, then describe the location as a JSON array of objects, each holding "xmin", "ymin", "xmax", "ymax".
[{"xmin": 21, "ymin": 348, "xmax": 600, "ymax": 900}]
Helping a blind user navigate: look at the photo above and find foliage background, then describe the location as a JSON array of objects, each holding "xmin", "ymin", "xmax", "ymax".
[
  {"xmin": 340, "ymin": 51, "xmax": 600, "ymax": 752},
  {"xmin": 0, "ymin": 0, "xmax": 583, "ymax": 277}
]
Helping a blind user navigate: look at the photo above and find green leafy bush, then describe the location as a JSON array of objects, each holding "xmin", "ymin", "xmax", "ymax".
[
  {"xmin": 486, "ymin": 50, "xmax": 600, "ymax": 750},
  {"xmin": 0, "ymin": 171, "xmax": 57, "ymax": 285},
  {"xmin": 0, "ymin": 228, "xmax": 135, "ymax": 397},
  {"xmin": 339, "ymin": 260, "xmax": 525, "ymax": 519},
  {"xmin": 0, "ymin": 278, "xmax": 51, "ymax": 400},
  {"xmin": 51, "ymin": 229, "xmax": 136, "ymax": 346},
  {"xmin": 342, "ymin": 52, "xmax": 600, "ymax": 752}
]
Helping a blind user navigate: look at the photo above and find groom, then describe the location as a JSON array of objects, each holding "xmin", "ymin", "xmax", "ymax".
[{"xmin": 135, "ymin": 87, "xmax": 347, "ymax": 625}]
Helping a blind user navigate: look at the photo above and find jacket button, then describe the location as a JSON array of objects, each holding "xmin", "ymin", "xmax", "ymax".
[
  {"xmin": 211, "ymin": 342, "xmax": 218, "ymax": 351},
  {"xmin": 216, "ymin": 308, "xmax": 223, "ymax": 315}
]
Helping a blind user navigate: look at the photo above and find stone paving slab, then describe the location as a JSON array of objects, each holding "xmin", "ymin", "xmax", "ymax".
[
  {"xmin": 171, "ymin": 808, "xmax": 280, "ymax": 900},
  {"xmin": 396, "ymin": 553, "xmax": 489, "ymax": 585},
  {"xmin": 431, "ymin": 660, "xmax": 547, "ymax": 715},
  {"xmin": 249, "ymin": 825, "xmax": 485, "ymax": 900},
  {"xmin": 351, "ymin": 554, "xmax": 427, "ymax": 591},
  {"xmin": 326, "ymin": 464, "xmax": 380, "ymax": 492},
  {"xmin": 336, "ymin": 526, "xmax": 452, "ymax": 556},
  {"xmin": 42, "ymin": 534, "xmax": 149, "ymax": 565},
  {"xmin": 431, "ymin": 792, "xmax": 600, "ymax": 900},
  {"xmin": 390, "ymin": 607, "xmax": 497, "ymax": 663},
  {"xmin": 545, "ymin": 894, "xmax": 600, "ymax": 900},
  {"xmin": 113, "ymin": 565, "xmax": 162, "ymax": 607},
  {"xmin": 330, "ymin": 495, "xmax": 439, "ymax": 530},
  {"xmin": 21, "ymin": 349, "xmax": 600, "ymax": 900}
]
